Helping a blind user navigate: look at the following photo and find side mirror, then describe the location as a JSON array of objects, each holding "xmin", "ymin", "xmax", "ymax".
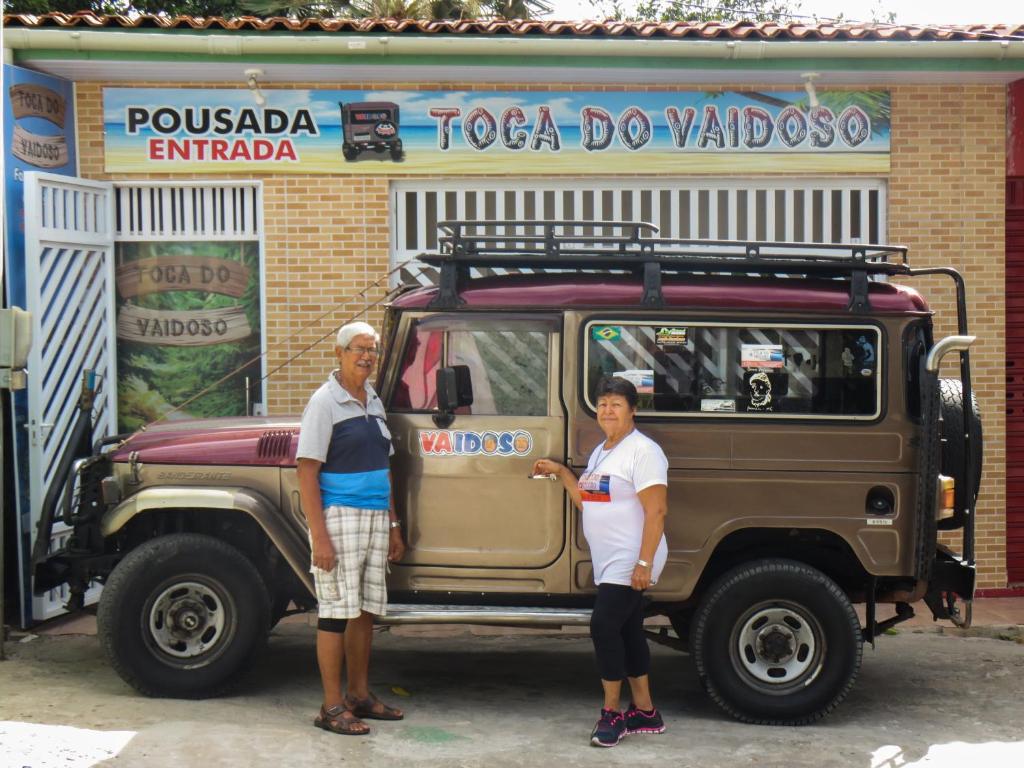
[{"xmin": 434, "ymin": 365, "xmax": 473, "ymax": 427}]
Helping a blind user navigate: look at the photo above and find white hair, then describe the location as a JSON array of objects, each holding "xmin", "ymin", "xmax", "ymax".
[{"xmin": 336, "ymin": 321, "xmax": 380, "ymax": 349}]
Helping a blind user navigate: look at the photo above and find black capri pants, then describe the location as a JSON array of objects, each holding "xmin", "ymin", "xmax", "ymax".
[{"xmin": 590, "ymin": 583, "xmax": 650, "ymax": 681}]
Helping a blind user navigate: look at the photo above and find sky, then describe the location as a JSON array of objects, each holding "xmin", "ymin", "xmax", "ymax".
[{"xmin": 543, "ymin": 0, "xmax": 1024, "ymax": 25}]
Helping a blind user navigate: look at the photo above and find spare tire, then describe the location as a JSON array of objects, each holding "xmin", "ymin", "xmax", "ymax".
[{"xmin": 938, "ymin": 378, "xmax": 983, "ymax": 530}]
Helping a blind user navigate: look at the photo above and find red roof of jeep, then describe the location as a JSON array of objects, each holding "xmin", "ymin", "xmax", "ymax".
[{"xmin": 391, "ymin": 274, "xmax": 930, "ymax": 313}]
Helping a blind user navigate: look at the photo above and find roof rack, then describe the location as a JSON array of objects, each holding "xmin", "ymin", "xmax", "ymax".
[{"xmin": 419, "ymin": 220, "xmax": 910, "ymax": 312}]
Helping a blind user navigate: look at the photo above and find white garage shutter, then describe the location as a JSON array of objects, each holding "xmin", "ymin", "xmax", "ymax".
[{"xmin": 391, "ymin": 178, "xmax": 887, "ymax": 286}]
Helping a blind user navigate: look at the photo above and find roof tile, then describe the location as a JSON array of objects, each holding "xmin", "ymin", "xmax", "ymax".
[{"xmin": 3, "ymin": 11, "xmax": 1023, "ymax": 41}]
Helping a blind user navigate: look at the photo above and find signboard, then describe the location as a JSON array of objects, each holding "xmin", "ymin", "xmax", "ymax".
[
  {"xmin": 104, "ymin": 89, "xmax": 890, "ymax": 175},
  {"xmin": 4, "ymin": 66, "xmax": 77, "ymax": 306}
]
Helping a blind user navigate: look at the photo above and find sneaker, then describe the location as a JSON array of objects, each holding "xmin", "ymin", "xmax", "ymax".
[
  {"xmin": 590, "ymin": 708, "xmax": 626, "ymax": 747},
  {"xmin": 624, "ymin": 703, "xmax": 665, "ymax": 735}
]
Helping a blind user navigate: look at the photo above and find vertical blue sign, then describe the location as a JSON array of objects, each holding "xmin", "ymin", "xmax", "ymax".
[{"xmin": 3, "ymin": 65, "xmax": 77, "ymax": 625}]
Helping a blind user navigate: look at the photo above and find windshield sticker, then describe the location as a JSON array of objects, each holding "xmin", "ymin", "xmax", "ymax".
[
  {"xmin": 613, "ymin": 369, "xmax": 654, "ymax": 394},
  {"xmin": 701, "ymin": 399, "xmax": 736, "ymax": 413},
  {"xmin": 741, "ymin": 343, "xmax": 784, "ymax": 369},
  {"xmin": 655, "ymin": 327, "xmax": 688, "ymax": 349},
  {"xmin": 747, "ymin": 371, "xmax": 774, "ymax": 411},
  {"xmin": 592, "ymin": 326, "xmax": 622, "ymax": 342},
  {"xmin": 419, "ymin": 430, "xmax": 533, "ymax": 457}
]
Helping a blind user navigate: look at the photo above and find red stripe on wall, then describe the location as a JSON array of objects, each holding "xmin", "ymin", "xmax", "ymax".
[{"xmin": 1007, "ymin": 175, "xmax": 1024, "ymax": 584}]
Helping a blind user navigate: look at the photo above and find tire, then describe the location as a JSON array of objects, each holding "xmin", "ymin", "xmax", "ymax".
[
  {"xmin": 390, "ymin": 140, "xmax": 404, "ymax": 162},
  {"xmin": 342, "ymin": 144, "xmax": 359, "ymax": 161},
  {"xmin": 691, "ymin": 559, "xmax": 862, "ymax": 725},
  {"xmin": 938, "ymin": 378, "xmax": 983, "ymax": 530},
  {"xmin": 97, "ymin": 533, "xmax": 270, "ymax": 698}
]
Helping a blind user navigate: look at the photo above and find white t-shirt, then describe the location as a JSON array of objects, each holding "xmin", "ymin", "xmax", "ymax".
[{"xmin": 578, "ymin": 429, "xmax": 669, "ymax": 587}]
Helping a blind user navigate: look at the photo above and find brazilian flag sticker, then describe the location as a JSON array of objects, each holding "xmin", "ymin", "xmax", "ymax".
[{"xmin": 591, "ymin": 326, "xmax": 622, "ymax": 342}]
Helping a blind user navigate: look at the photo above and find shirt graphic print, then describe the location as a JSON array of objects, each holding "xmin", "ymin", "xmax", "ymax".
[{"xmin": 578, "ymin": 472, "xmax": 611, "ymax": 502}]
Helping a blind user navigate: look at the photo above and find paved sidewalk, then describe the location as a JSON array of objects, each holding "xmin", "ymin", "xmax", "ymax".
[{"xmin": 2, "ymin": 623, "xmax": 1023, "ymax": 768}]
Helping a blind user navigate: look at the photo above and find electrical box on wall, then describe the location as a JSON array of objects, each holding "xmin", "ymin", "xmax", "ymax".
[{"xmin": 0, "ymin": 306, "xmax": 31, "ymax": 389}]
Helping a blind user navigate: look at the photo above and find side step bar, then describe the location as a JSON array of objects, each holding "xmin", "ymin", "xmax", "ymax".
[{"xmin": 378, "ymin": 604, "xmax": 593, "ymax": 627}]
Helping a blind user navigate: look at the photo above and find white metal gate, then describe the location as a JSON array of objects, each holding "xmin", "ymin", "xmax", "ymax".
[
  {"xmin": 391, "ymin": 178, "xmax": 887, "ymax": 284},
  {"xmin": 22, "ymin": 172, "xmax": 115, "ymax": 621}
]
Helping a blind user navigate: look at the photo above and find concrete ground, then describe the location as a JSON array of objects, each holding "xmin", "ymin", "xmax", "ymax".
[{"xmin": 1, "ymin": 608, "xmax": 1023, "ymax": 768}]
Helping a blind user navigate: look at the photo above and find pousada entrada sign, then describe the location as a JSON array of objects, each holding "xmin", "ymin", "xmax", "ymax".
[{"xmin": 104, "ymin": 88, "xmax": 890, "ymax": 175}]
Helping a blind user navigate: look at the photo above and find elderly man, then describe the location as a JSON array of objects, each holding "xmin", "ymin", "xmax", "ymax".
[{"xmin": 296, "ymin": 321, "xmax": 406, "ymax": 735}]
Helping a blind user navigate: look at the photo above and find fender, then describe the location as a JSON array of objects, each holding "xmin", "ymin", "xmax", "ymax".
[{"xmin": 102, "ymin": 486, "xmax": 313, "ymax": 595}]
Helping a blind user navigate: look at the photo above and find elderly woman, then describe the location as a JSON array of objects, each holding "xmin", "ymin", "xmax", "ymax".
[
  {"xmin": 296, "ymin": 321, "xmax": 406, "ymax": 735},
  {"xmin": 533, "ymin": 376, "xmax": 669, "ymax": 747}
]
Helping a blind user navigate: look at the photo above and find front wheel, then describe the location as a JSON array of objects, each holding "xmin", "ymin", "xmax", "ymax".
[
  {"xmin": 97, "ymin": 533, "xmax": 270, "ymax": 698},
  {"xmin": 691, "ymin": 559, "xmax": 862, "ymax": 725}
]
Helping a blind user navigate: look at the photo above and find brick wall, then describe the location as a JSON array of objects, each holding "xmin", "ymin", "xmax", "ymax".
[
  {"xmin": 889, "ymin": 85, "xmax": 1007, "ymax": 589},
  {"xmin": 75, "ymin": 80, "xmax": 1009, "ymax": 587}
]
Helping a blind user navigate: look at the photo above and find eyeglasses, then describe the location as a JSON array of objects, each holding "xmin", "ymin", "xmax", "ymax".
[{"xmin": 345, "ymin": 345, "xmax": 380, "ymax": 357}]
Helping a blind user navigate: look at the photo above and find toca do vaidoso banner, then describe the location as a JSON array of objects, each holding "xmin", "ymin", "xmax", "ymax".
[
  {"xmin": 115, "ymin": 240, "xmax": 262, "ymax": 432},
  {"xmin": 103, "ymin": 89, "xmax": 890, "ymax": 175}
]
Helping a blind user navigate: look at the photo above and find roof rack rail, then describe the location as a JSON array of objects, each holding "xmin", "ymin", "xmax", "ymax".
[{"xmin": 420, "ymin": 220, "xmax": 910, "ymax": 312}]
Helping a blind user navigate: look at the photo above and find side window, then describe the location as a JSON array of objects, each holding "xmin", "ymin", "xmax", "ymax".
[
  {"xmin": 449, "ymin": 329, "xmax": 549, "ymax": 416},
  {"xmin": 585, "ymin": 322, "xmax": 881, "ymax": 419},
  {"xmin": 391, "ymin": 324, "xmax": 442, "ymax": 411},
  {"xmin": 390, "ymin": 320, "xmax": 550, "ymax": 416}
]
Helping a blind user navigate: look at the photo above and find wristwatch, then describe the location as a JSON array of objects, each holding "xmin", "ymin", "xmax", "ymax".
[{"xmin": 389, "ymin": 520, "xmax": 402, "ymax": 530}]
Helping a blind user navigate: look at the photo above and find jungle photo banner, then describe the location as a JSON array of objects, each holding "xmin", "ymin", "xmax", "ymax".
[
  {"xmin": 103, "ymin": 88, "xmax": 890, "ymax": 175},
  {"xmin": 115, "ymin": 240, "xmax": 262, "ymax": 432}
]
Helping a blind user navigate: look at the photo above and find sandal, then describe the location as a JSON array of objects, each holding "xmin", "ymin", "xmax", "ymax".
[
  {"xmin": 314, "ymin": 704, "xmax": 370, "ymax": 735},
  {"xmin": 344, "ymin": 692, "xmax": 405, "ymax": 721}
]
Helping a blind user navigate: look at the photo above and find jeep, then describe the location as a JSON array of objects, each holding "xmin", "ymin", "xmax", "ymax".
[
  {"xmin": 33, "ymin": 220, "xmax": 982, "ymax": 725},
  {"xmin": 340, "ymin": 101, "xmax": 403, "ymax": 162}
]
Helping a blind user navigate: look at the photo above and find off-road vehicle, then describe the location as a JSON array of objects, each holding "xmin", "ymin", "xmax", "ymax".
[
  {"xmin": 34, "ymin": 221, "xmax": 982, "ymax": 725},
  {"xmin": 339, "ymin": 101, "xmax": 403, "ymax": 162}
]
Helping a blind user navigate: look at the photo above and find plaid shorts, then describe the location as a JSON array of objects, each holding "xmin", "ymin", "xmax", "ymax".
[{"xmin": 310, "ymin": 506, "xmax": 389, "ymax": 620}]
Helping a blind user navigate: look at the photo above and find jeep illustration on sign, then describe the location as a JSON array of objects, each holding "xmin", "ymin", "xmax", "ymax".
[
  {"xmin": 34, "ymin": 221, "xmax": 981, "ymax": 726},
  {"xmin": 340, "ymin": 101, "xmax": 403, "ymax": 162}
]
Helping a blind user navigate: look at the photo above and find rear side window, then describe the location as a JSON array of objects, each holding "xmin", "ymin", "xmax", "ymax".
[{"xmin": 584, "ymin": 321, "xmax": 881, "ymax": 419}]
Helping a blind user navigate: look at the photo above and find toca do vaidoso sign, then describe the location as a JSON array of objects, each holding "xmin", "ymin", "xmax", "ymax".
[{"xmin": 104, "ymin": 89, "xmax": 890, "ymax": 175}]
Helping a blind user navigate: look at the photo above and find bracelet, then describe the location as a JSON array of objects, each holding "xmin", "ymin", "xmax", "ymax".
[
  {"xmin": 636, "ymin": 559, "xmax": 650, "ymax": 568},
  {"xmin": 389, "ymin": 520, "xmax": 402, "ymax": 529}
]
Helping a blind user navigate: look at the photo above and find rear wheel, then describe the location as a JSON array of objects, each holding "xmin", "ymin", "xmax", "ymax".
[
  {"xmin": 97, "ymin": 533, "xmax": 270, "ymax": 698},
  {"xmin": 938, "ymin": 378, "xmax": 983, "ymax": 529},
  {"xmin": 691, "ymin": 559, "xmax": 862, "ymax": 725},
  {"xmin": 342, "ymin": 144, "xmax": 359, "ymax": 161}
]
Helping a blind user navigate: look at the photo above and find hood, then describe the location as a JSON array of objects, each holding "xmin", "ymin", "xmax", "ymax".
[{"xmin": 109, "ymin": 416, "xmax": 302, "ymax": 467}]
